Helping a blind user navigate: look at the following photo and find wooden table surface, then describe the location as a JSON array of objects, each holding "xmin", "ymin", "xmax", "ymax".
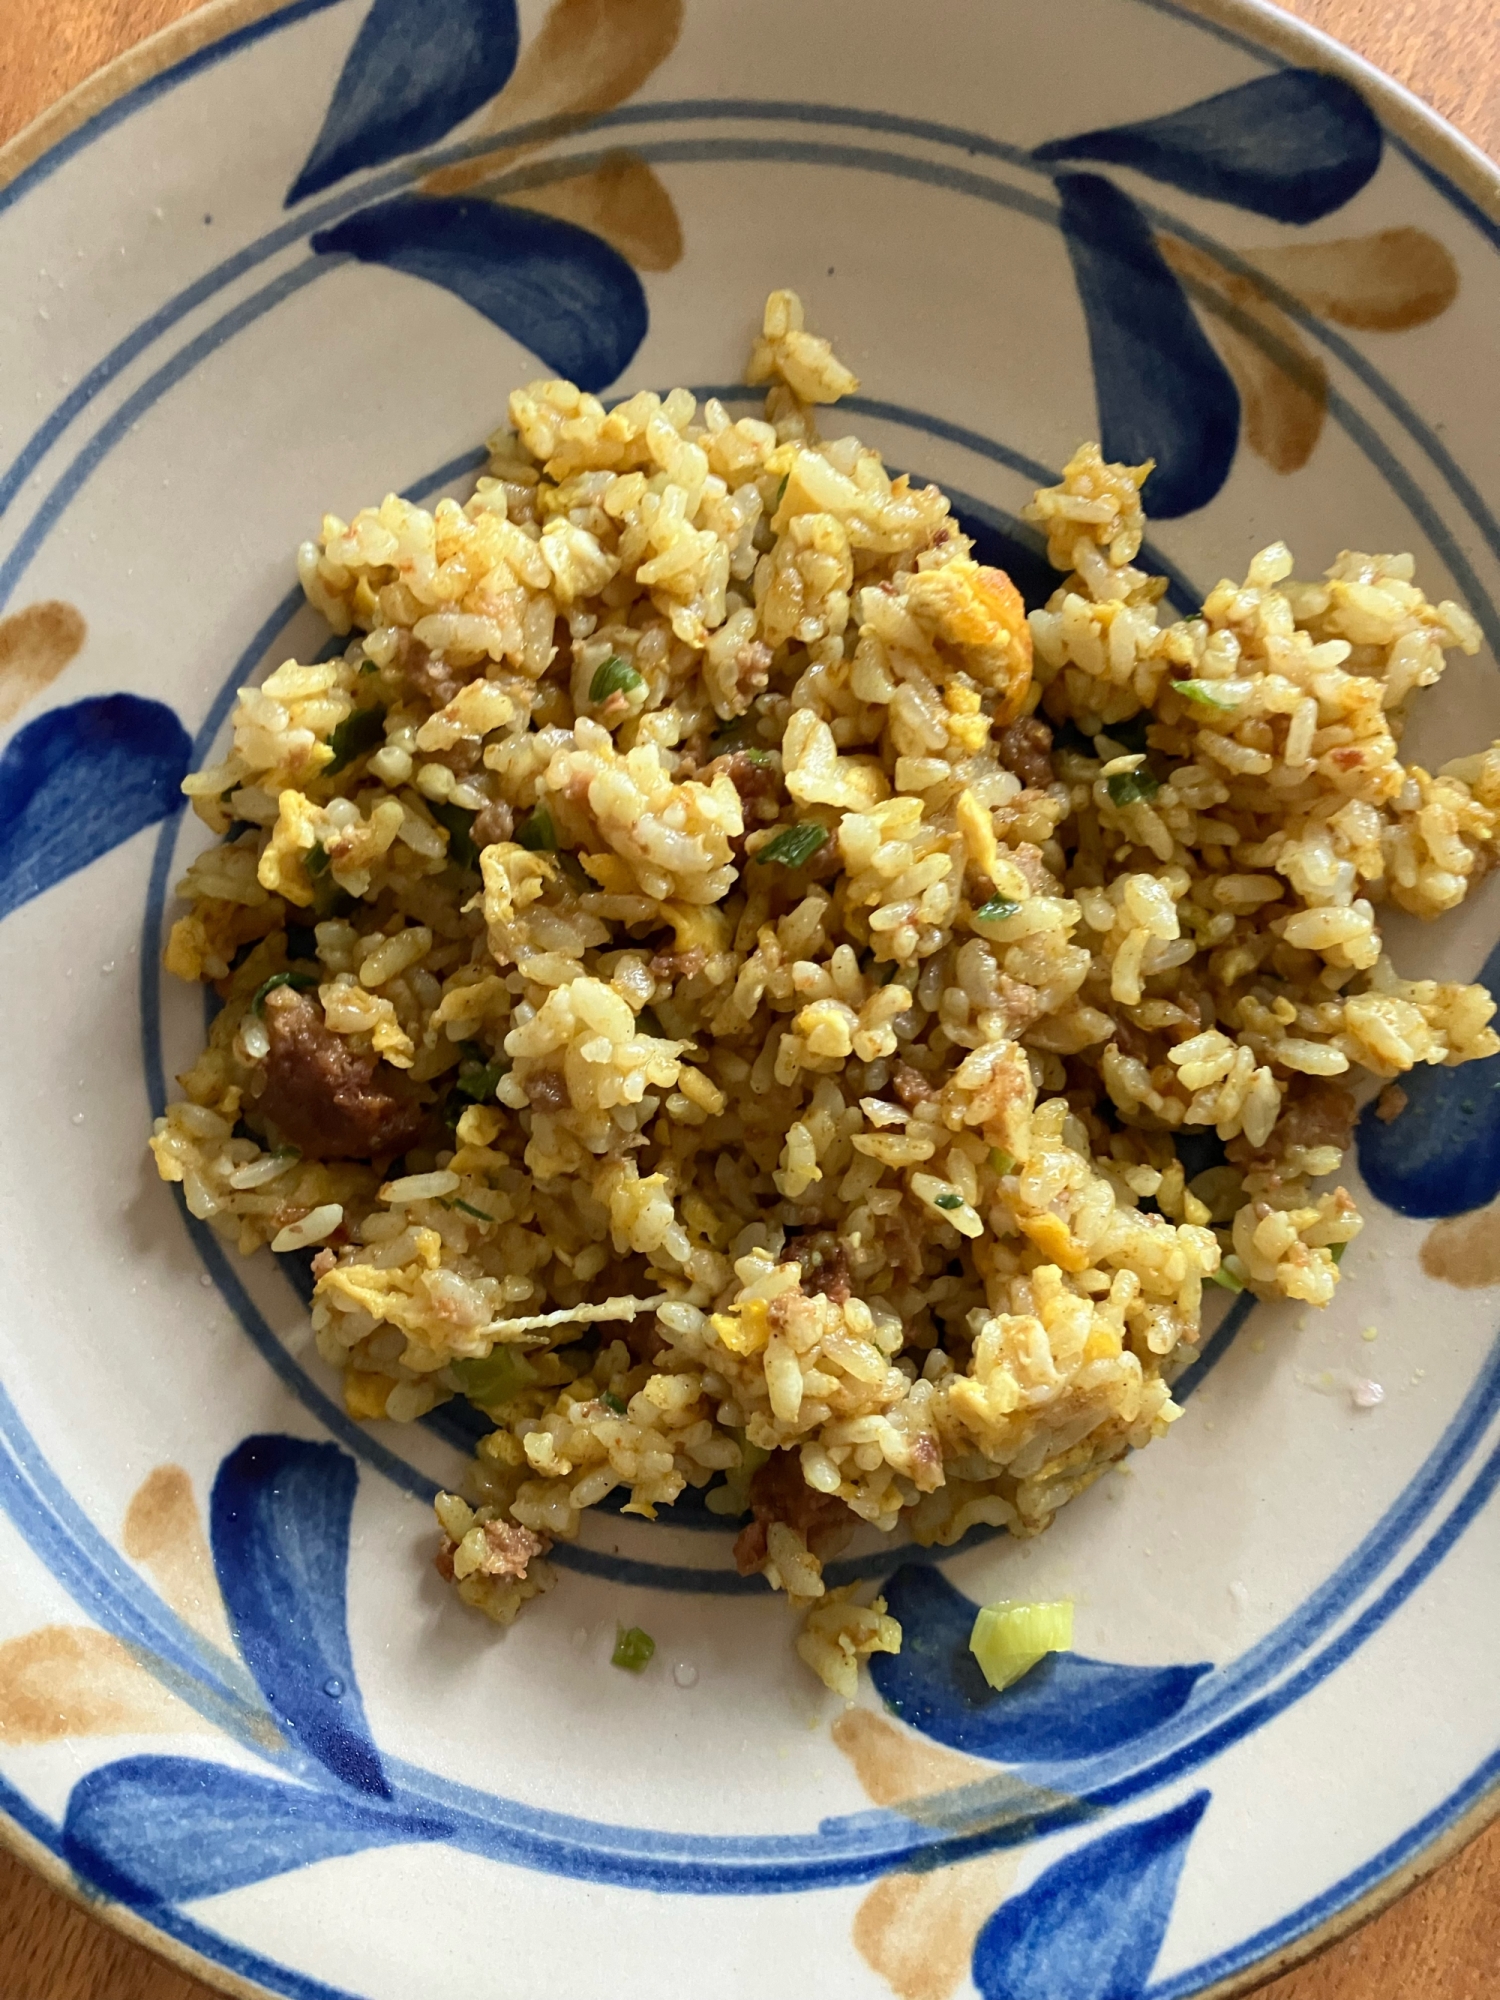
[{"xmin": 2, "ymin": 1, "xmax": 1498, "ymax": 1995}]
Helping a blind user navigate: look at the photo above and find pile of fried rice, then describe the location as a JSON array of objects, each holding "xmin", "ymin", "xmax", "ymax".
[{"xmin": 151, "ymin": 290, "xmax": 1500, "ymax": 1698}]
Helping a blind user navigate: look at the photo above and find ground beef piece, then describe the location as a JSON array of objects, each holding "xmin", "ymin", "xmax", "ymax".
[
  {"xmin": 703, "ymin": 749, "xmax": 783, "ymax": 824},
  {"xmin": 997, "ymin": 716, "xmax": 1055, "ymax": 790},
  {"xmin": 734, "ymin": 640, "xmax": 773, "ymax": 705},
  {"xmin": 648, "ymin": 944, "xmax": 707, "ymax": 984},
  {"xmin": 257, "ymin": 988, "xmax": 424, "ymax": 1161},
  {"xmin": 1010, "ymin": 841, "xmax": 1057, "ymax": 895},
  {"xmin": 396, "ymin": 633, "xmax": 471, "ymax": 710},
  {"xmin": 891, "ymin": 1061, "xmax": 938, "ymax": 1108},
  {"xmin": 473, "ymin": 1518, "xmax": 548, "ymax": 1579},
  {"xmin": 525, "ymin": 1066, "xmax": 568, "ymax": 1113},
  {"xmin": 732, "ymin": 1448, "xmax": 857, "ymax": 1575},
  {"xmin": 469, "ymin": 799, "xmax": 514, "ymax": 850},
  {"xmin": 790, "ymin": 1230, "xmax": 853, "ymax": 1306},
  {"xmin": 1273, "ymin": 1079, "xmax": 1358, "ymax": 1155}
]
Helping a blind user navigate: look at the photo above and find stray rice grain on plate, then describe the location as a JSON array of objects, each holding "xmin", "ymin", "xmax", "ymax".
[{"xmin": 151, "ymin": 289, "xmax": 1500, "ymax": 1696}]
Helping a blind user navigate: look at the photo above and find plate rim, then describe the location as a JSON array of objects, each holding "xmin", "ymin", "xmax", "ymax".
[{"xmin": 0, "ymin": 1, "xmax": 1496, "ymax": 1996}]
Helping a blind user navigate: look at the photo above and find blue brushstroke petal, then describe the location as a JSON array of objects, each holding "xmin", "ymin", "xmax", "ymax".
[
  {"xmin": 1055, "ymin": 174, "xmax": 1240, "ymax": 519},
  {"xmin": 972, "ymin": 1791, "xmax": 1210, "ymax": 1999},
  {"xmin": 870, "ymin": 1567, "xmax": 1209, "ymax": 1763},
  {"xmin": 1356, "ymin": 936, "xmax": 1500, "ymax": 1218},
  {"xmin": 287, "ymin": 0, "xmax": 520, "ymax": 205},
  {"xmin": 1034, "ymin": 70, "xmax": 1382, "ymax": 225},
  {"xmin": 311, "ymin": 196, "xmax": 648, "ymax": 392},
  {"xmin": 63, "ymin": 1757, "xmax": 449, "ymax": 1907},
  {"xmin": 211, "ymin": 1436, "xmax": 388, "ymax": 1796},
  {"xmin": 0, "ymin": 695, "xmax": 189, "ymax": 924}
]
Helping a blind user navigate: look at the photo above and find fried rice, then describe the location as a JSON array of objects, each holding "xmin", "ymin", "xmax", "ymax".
[{"xmin": 150, "ymin": 289, "xmax": 1500, "ymax": 1698}]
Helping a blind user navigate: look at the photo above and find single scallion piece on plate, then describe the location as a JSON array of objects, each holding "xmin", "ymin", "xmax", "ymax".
[
  {"xmin": 612, "ymin": 1624, "xmax": 656, "ymax": 1672},
  {"xmin": 758, "ymin": 822, "xmax": 827, "ymax": 868},
  {"xmin": 969, "ymin": 1599, "xmax": 1074, "ymax": 1693},
  {"xmin": 589, "ymin": 654, "xmax": 644, "ymax": 704}
]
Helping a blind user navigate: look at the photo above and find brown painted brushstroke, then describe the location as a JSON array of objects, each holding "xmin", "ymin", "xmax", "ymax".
[
  {"xmin": 1248, "ymin": 228, "xmax": 1459, "ymax": 332},
  {"xmin": 1421, "ymin": 1201, "xmax": 1500, "ymax": 1289},
  {"xmin": 422, "ymin": 0, "xmax": 683, "ymax": 198},
  {"xmin": 123, "ymin": 1465, "xmax": 236, "ymax": 1653},
  {"xmin": 499, "ymin": 153, "xmax": 683, "ymax": 272},
  {"xmin": 0, "ymin": 1627, "xmax": 207, "ymax": 1743},
  {"xmin": 853, "ymin": 1854, "xmax": 1019, "ymax": 2000},
  {"xmin": 1158, "ymin": 233, "xmax": 1328, "ymax": 475},
  {"xmin": 0, "ymin": 601, "xmax": 85, "ymax": 728}
]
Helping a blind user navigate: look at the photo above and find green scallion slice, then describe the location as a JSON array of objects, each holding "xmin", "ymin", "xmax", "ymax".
[
  {"xmin": 600, "ymin": 1390, "xmax": 628, "ymax": 1416},
  {"xmin": 1106, "ymin": 767, "xmax": 1161, "ymax": 809},
  {"xmin": 1207, "ymin": 1264, "xmax": 1246, "ymax": 1293},
  {"xmin": 758, "ymin": 822, "xmax": 828, "ymax": 868},
  {"xmin": 251, "ymin": 970, "xmax": 317, "ymax": 1015},
  {"xmin": 969, "ymin": 1599, "xmax": 1073, "ymax": 1693},
  {"xmin": 973, "ymin": 896, "xmax": 1022, "ymax": 923},
  {"xmin": 589, "ymin": 655, "xmax": 644, "ymax": 704},
  {"xmin": 455, "ymin": 1056, "xmax": 506, "ymax": 1103},
  {"xmin": 305, "ymin": 842, "xmax": 332, "ymax": 879},
  {"xmin": 450, "ymin": 1347, "xmax": 537, "ymax": 1406},
  {"xmin": 1173, "ymin": 678, "xmax": 1240, "ymax": 711},
  {"xmin": 324, "ymin": 703, "xmax": 387, "ymax": 775},
  {"xmin": 989, "ymin": 1149, "xmax": 1015, "ymax": 1175},
  {"xmin": 452, "ymin": 1198, "xmax": 494, "ymax": 1223},
  {"xmin": 612, "ymin": 1624, "xmax": 656, "ymax": 1672},
  {"xmin": 517, "ymin": 805, "xmax": 558, "ymax": 852},
  {"xmin": 1104, "ymin": 713, "xmax": 1151, "ymax": 756},
  {"xmin": 934, "ymin": 1191, "xmax": 963, "ymax": 1212},
  {"xmin": 1330, "ymin": 1241, "xmax": 1349, "ymax": 1265},
  {"xmin": 430, "ymin": 799, "xmax": 479, "ymax": 870}
]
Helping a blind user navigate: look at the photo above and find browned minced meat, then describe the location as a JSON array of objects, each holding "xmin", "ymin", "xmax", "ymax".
[
  {"xmin": 648, "ymin": 944, "xmax": 707, "ymax": 984},
  {"xmin": 1375, "ymin": 1082, "xmax": 1409, "ymax": 1125},
  {"xmin": 702, "ymin": 749, "xmax": 783, "ymax": 826},
  {"xmin": 732, "ymin": 1449, "xmax": 857, "ymax": 1576},
  {"xmin": 524, "ymin": 1066, "xmax": 568, "ymax": 1113},
  {"xmin": 257, "ymin": 987, "xmax": 424, "ymax": 1161},
  {"xmin": 1010, "ymin": 842, "xmax": 1057, "ymax": 895},
  {"xmin": 1273, "ymin": 1079, "xmax": 1358, "ymax": 1155},
  {"xmin": 433, "ymin": 1517, "xmax": 549, "ymax": 1585},
  {"xmin": 469, "ymin": 798, "xmax": 514, "ymax": 850},
  {"xmin": 996, "ymin": 716, "xmax": 1055, "ymax": 790},
  {"xmin": 474, "ymin": 1517, "xmax": 549, "ymax": 1579},
  {"xmin": 735, "ymin": 640, "xmax": 773, "ymax": 704},
  {"xmin": 791, "ymin": 1230, "xmax": 853, "ymax": 1306},
  {"xmin": 891, "ymin": 1060, "xmax": 938, "ymax": 1108},
  {"xmin": 394, "ymin": 634, "xmax": 470, "ymax": 711}
]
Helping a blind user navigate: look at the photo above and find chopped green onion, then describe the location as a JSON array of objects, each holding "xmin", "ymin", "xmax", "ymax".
[
  {"xmin": 450, "ymin": 1347, "xmax": 537, "ymax": 1406},
  {"xmin": 934, "ymin": 1191, "xmax": 963, "ymax": 1211},
  {"xmin": 589, "ymin": 654, "xmax": 644, "ymax": 704},
  {"xmin": 1207, "ymin": 1264, "xmax": 1245, "ymax": 1293},
  {"xmin": 612, "ymin": 1624, "xmax": 656, "ymax": 1672},
  {"xmin": 1104, "ymin": 713, "xmax": 1151, "ymax": 756},
  {"xmin": 600, "ymin": 1390, "xmax": 628, "ymax": 1416},
  {"xmin": 557, "ymin": 849, "xmax": 593, "ymax": 895},
  {"xmin": 969, "ymin": 1599, "xmax": 1073, "ymax": 1693},
  {"xmin": 452, "ymin": 1198, "xmax": 494, "ymax": 1223},
  {"xmin": 742, "ymin": 748, "xmax": 772, "ymax": 765},
  {"xmin": 774, "ymin": 472, "xmax": 790, "ymax": 509},
  {"xmin": 517, "ymin": 805, "xmax": 558, "ymax": 852},
  {"xmin": 873, "ymin": 959, "xmax": 902, "ymax": 986},
  {"xmin": 305, "ymin": 842, "xmax": 332, "ymax": 879},
  {"xmin": 324, "ymin": 702, "xmax": 387, "ymax": 774},
  {"xmin": 430, "ymin": 799, "xmax": 479, "ymax": 869},
  {"xmin": 973, "ymin": 896, "xmax": 1022, "ymax": 924},
  {"xmin": 1330, "ymin": 1241, "xmax": 1348, "ymax": 1265},
  {"xmin": 758, "ymin": 822, "xmax": 828, "ymax": 868},
  {"xmin": 251, "ymin": 970, "xmax": 317, "ymax": 1015},
  {"xmin": 989, "ymin": 1149, "xmax": 1015, "ymax": 1175},
  {"xmin": 1173, "ymin": 678, "xmax": 1240, "ymax": 711},
  {"xmin": 1107, "ymin": 767, "xmax": 1161, "ymax": 809},
  {"xmin": 359, "ymin": 658, "xmax": 380, "ymax": 675},
  {"xmin": 455, "ymin": 1056, "xmax": 506, "ymax": 1103}
]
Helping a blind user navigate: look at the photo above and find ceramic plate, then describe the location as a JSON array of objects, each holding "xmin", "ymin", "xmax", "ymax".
[{"xmin": 1, "ymin": 3, "xmax": 1498, "ymax": 1996}]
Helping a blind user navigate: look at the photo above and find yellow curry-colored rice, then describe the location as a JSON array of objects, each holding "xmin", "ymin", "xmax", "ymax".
[{"xmin": 151, "ymin": 290, "xmax": 1500, "ymax": 1698}]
